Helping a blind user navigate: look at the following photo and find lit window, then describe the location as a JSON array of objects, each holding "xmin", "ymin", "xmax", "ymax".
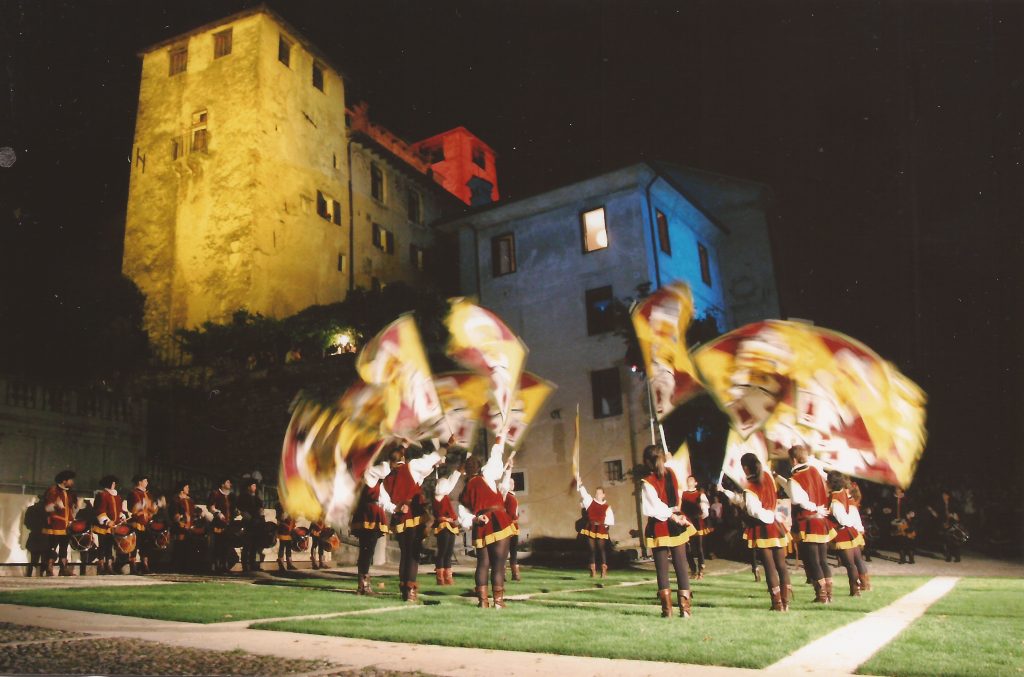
[
  {"xmin": 169, "ymin": 47, "xmax": 187, "ymax": 76},
  {"xmin": 656, "ymin": 210, "xmax": 671, "ymax": 255},
  {"xmin": 370, "ymin": 163, "xmax": 385, "ymax": 202},
  {"xmin": 585, "ymin": 286, "xmax": 615, "ymax": 336},
  {"xmin": 312, "ymin": 62, "xmax": 324, "ymax": 92},
  {"xmin": 407, "ymin": 190, "xmax": 422, "ymax": 224},
  {"xmin": 698, "ymin": 242, "xmax": 712, "ymax": 287},
  {"xmin": 491, "ymin": 234, "xmax": 516, "ymax": 277},
  {"xmin": 278, "ymin": 36, "xmax": 291, "ymax": 66},
  {"xmin": 581, "ymin": 207, "xmax": 608, "ymax": 252},
  {"xmin": 472, "ymin": 146, "xmax": 486, "ymax": 169},
  {"xmin": 191, "ymin": 128, "xmax": 207, "ymax": 152},
  {"xmin": 604, "ymin": 460, "xmax": 624, "ymax": 483},
  {"xmin": 213, "ymin": 29, "xmax": 232, "ymax": 59},
  {"xmin": 591, "ymin": 368, "xmax": 622, "ymax": 419}
]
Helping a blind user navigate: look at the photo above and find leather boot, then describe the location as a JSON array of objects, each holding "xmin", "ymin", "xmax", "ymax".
[
  {"xmin": 493, "ymin": 587, "xmax": 505, "ymax": 609},
  {"xmin": 476, "ymin": 585, "xmax": 490, "ymax": 608},
  {"xmin": 311, "ymin": 557, "xmax": 320, "ymax": 570},
  {"xmin": 860, "ymin": 573, "xmax": 871, "ymax": 592},
  {"xmin": 696, "ymin": 566, "xmax": 705, "ymax": 581},
  {"xmin": 435, "ymin": 569, "xmax": 444, "ymax": 585},
  {"xmin": 141, "ymin": 558, "xmax": 151, "ymax": 574},
  {"xmin": 44, "ymin": 559, "xmax": 54, "ymax": 577},
  {"xmin": 58, "ymin": 560, "xmax": 72, "ymax": 577},
  {"xmin": 813, "ymin": 579, "xmax": 828, "ymax": 603},
  {"xmin": 286, "ymin": 556, "xmax": 297, "ymax": 571},
  {"xmin": 277, "ymin": 558, "xmax": 285, "ymax": 572},
  {"xmin": 511, "ymin": 564, "xmax": 521, "ymax": 582},
  {"xmin": 783, "ymin": 584, "xmax": 793, "ymax": 611},
  {"xmin": 399, "ymin": 581, "xmax": 408, "ymax": 601},
  {"xmin": 589, "ymin": 564, "xmax": 596, "ymax": 578},
  {"xmin": 319, "ymin": 555, "xmax": 328, "ymax": 569},
  {"xmin": 770, "ymin": 586, "xmax": 784, "ymax": 611},
  {"xmin": 445, "ymin": 568, "xmax": 454, "ymax": 585},
  {"xmin": 658, "ymin": 589, "xmax": 673, "ymax": 618},
  {"xmin": 129, "ymin": 560, "xmax": 137, "ymax": 575},
  {"xmin": 753, "ymin": 568, "xmax": 761, "ymax": 582},
  {"xmin": 600, "ymin": 564, "xmax": 608, "ymax": 579},
  {"xmin": 850, "ymin": 580, "xmax": 861, "ymax": 597},
  {"xmin": 407, "ymin": 582, "xmax": 419, "ymax": 603},
  {"xmin": 356, "ymin": 575, "xmax": 367, "ymax": 594},
  {"xmin": 359, "ymin": 574, "xmax": 377, "ymax": 595},
  {"xmin": 678, "ymin": 589, "xmax": 692, "ymax": 618},
  {"xmin": 825, "ymin": 578, "xmax": 834, "ymax": 603}
]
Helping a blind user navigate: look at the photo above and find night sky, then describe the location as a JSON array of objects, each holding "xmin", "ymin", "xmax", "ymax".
[{"xmin": 1, "ymin": 1, "xmax": 1020, "ymax": 488}]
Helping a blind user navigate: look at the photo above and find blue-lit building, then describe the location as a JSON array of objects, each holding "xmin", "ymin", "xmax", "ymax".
[{"xmin": 440, "ymin": 162, "xmax": 780, "ymax": 543}]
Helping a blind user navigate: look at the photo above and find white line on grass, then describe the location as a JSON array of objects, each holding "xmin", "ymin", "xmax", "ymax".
[
  {"xmin": 506, "ymin": 578, "xmax": 658, "ymax": 601},
  {"xmin": 766, "ymin": 576, "xmax": 960, "ymax": 675},
  {"xmin": 215, "ymin": 603, "xmax": 425, "ymax": 629}
]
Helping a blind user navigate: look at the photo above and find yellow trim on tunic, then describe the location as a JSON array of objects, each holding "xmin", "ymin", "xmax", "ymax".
[
  {"xmin": 392, "ymin": 515, "xmax": 422, "ymax": 534},
  {"xmin": 746, "ymin": 532, "xmax": 792, "ymax": 549},
  {"xmin": 360, "ymin": 520, "xmax": 389, "ymax": 534},
  {"xmin": 696, "ymin": 527, "xmax": 714, "ymax": 536},
  {"xmin": 473, "ymin": 523, "xmax": 517, "ymax": 549},
  {"xmin": 580, "ymin": 529, "xmax": 610, "ymax": 540},
  {"xmin": 645, "ymin": 524, "xmax": 697, "ymax": 549},
  {"xmin": 834, "ymin": 533, "xmax": 865, "ymax": 550},
  {"xmin": 434, "ymin": 522, "xmax": 460, "ymax": 536},
  {"xmin": 41, "ymin": 528, "xmax": 67, "ymax": 536},
  {"xmin": 797, "ymin": 527, "xmax": 837, "ymax": 544}
]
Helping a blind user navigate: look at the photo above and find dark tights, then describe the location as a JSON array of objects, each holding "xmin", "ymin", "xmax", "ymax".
[
  {"xmin": 398, "ymin": 526, "xmax": 423, "ymax": 583},
  {"xmin": 508, "ymin": 535, "xmax": 519, "ymax": 567},
  {"xmin": 653, "ymin": 544, "xmax": 690, "ymax": 591},
  {"xmin": 686, "ymin": 535, "xmax": 705, "ymax": 573},
  {"xmin": 357, "ymin": 531, "xmax": 380, "ymax": 575},
  {"xmin": 800, "ymin": 541, "xmax": 832, "ymax": 581},
  {"xmin": 277, "ymin": 540, "xmax": 293, "ymax": 559},
  {"xmin": 838, "ymin": 547, "xmax": 868, "ymax": 587},
  {"xmin": 435, "ymin": 530, "xmax": 455, "ymax": 569},
  {"xmin": 474, "ymin": 538, "xmax": 511, "ymax": 589},
  {"xmin": 757, "ymin": 547, "xmax": 791, "ymax": 591},
  {"xmin": 586, "ymin": 537, "xmax": 606, "ymax": 567}
]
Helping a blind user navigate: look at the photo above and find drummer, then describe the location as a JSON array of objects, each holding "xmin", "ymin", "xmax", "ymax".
[
  {"xmin": 170, "ymin": 480, "xmax": 196, "ymax": 573},
  {"xmin": 128, "ymin": 474, "xmax": 157, "ymax": 574},
  {"xmin": 91, "ymin": 475, "xmax": 123, "ymax": 575},
  {"xmin": 237, "ymin": 478, "xmax": 265, "ymax": 573}
]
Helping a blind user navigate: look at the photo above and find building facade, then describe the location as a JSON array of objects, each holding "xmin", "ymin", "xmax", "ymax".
[{"xmin": 442, "ymin": 163, "xmax": 780, "ymax": 543}]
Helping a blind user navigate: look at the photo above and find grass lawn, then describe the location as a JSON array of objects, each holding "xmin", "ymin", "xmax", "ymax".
[
  {"xmin": 0, "ymin": 583, "xmax": 399, "ymax": 624},
  {"xmin": 857, "ymin": 577, "xmax": 1024, "ymax": 677},
  {"xmin": 255, "ymin": 571, "xmax": 928, "ymax": 669}
]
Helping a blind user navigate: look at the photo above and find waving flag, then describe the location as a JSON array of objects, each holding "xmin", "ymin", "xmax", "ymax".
[
  {"xmin": 502, "ymin": 372, "xmax": 556, "ymax": 449},
  {"xmin": 666, "ymin": 440, "xmax": 692, "ymax": 482},
  {"xmin": 631, "ymin": 282, "xmax": 703, "ymax": 419},
  {"xmin": 357, "ymin": 314, "xmax": 445, "ymax": 441},
  {"xmin": 433, "ymin": 371, "xmax": 490, "ymax": 447},
  {"xmin": 570, "ymin": 403, "xmax": 581, "ymax": 489},
  {"xmin": 445, "ymin": 299, "xmax": 527, "ymax": 437},
  {"xmin": 720, "ymin": 427, "xmax": 769, "ymax": 487}
]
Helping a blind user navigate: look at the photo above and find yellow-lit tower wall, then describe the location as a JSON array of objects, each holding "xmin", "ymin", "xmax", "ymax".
[{"xmin": 123, "ymin": 10, "xmax": 350, "ymax": 355}]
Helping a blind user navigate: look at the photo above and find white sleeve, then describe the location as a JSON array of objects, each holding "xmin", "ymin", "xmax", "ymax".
[
  {"xmin": 363, "ymin": 462, "xmax": 390, "ymax": 488},
  {"xmin": 641, "ymin": 481, "xmax": 674, "ymax": 521},
  {"xmin": 408, "ymin": 452, "xmax": 442, "ymax": 485},
  {"xmin": 377, "ymin": 485, "xmax": 396, "ymax": 514},
  {"xmin": 434, "ymin": 471, "xmax": 462, "ymax": 500},
  {"xmin": 745, "ymin": 491, "xmax": 776, "ymax": 525},
  {"xmin": 700, "ymin": 493, "xmax": 710, "ymax": 519},
  {"xmin": 605, "ymin": 505, "xmax": 616, "ymax": 526},
  {"xmin": 481, "ymin": 441, "xmax": 505, "ymax": 484},
  {"xmin": 457, "ymin": 503, "xmax": 475, "ymax": 530},
  {"xmin": 578, "ymin": 484, "xmax": 594, "ymax": 509},
  {"xmin": 831, "ymin": 498, "xmax": 855, "ymax": 527},
  {"xmin": 789, "ymin": 478, "xmax": 817, "ymax": 512},
  {"xmin": 499, "ymin": 468, "xmax": 513, "ymax": 497},
  {"xmin": 720, "ymin": 487, "xmax": 740, "ymax": 506}
]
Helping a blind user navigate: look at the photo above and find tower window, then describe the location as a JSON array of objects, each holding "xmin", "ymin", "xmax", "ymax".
[
  {"xmin": 422, "ymin": 145, "xmax": 444, "ymax": 164},
  {"xmin": 370, "ymin": 163, "xmax": 385, "ymax": 202},
  {"xmin": 278, "ymin": 36, "xmax": 292, "ymax": 66},
  {"xmin": 604, "ymin": 459, "xmax": 624, "ymax": 483},
  {"xmin": 213, "ymin": 29, "xmax": 232, "ymax": 59},
  {"xmin": 316, "ymin": 191, "xmax": 329, "ymax": 219},
  {"xmin": 407, "ymin": 190, "xmax": 422, "ymax": 224},
  {"xmin": 656, "ymin": 210, "xmax": 671, "ymax": 255},
  {"xmin": 191, "ymin": 128, "xmax": 207, "ymax": 152},
  {"xmin": 169, "ymin": 47, "xmax": 187, "ymax": 76},
  {"xmin": 585, "ymin": 285, "xmax": 615, "ymax": 335},
  {"xmin": 491, "ymin": 234, "xmax": 516, "ymax": 277},
  {"xmin": 472, "ymin": 146, "xmax": 486, "ymax": 169},
  {"xmin": 332, "ymin": 200, "xmax": 341, "ymax": 226},
  {"xmin": 581, "ymin": 207, "xmax": 609, "ymax": 252},
  {"xmin": 698, "ymin": 242, "xmax": 712, "ymax": 287},
  {"xmin": 337, "ymin": 253, "xmax": 346, "ymax": 272},
  {"xmin": 591, "ymin": 368, "xmax": 622, "ymax": 419},
  {"xmin": 312, "ymin": 62, "xmax": 325, "ymax": 91}
]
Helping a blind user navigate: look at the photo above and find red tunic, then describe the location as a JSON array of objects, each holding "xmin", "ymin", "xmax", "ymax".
[
  {"xmin": 681, "ymin": 489, "xmax": 712, "ymax": 535},
  {"xmin": 42, "ymin": 485, "xmax": 75, "ymax": 535},
  {"xmin": 207, "ymin": 490, "xmax": 234, "ymax": 534},
  {"xmin": 383, "ymin": 464, "xmax": 425, "ymax": 533},
  {"xmin": 742, "ymin": 472, "xmax": 790, "ymax": 549},
  {"xmin": 792, "ymin": 465, "xmax": 836, "ymax": 544},
  {"xmin": 504, "ymin": 492, "xmax": 520, "ymax": 536},
  {"xmin": 92, "ymin": 490, "xmax": 122, "ymax": 535},
  {"xmin": 580, "ymin": 500, "xmax": 610, "ymax": 539},
  {"xmin": 351, "ymin": 483, "xmax": 389, "ymax": 535},
  {"xmin": 433, "ymin": 495, "xmax": 460, "ymax": 535},
  {"xmin": 172, "ymin": 496, "xmax": 194, "ymax": 541},
  {"xmin": 642, "ymin": 469, "xmax": 696, "ymax": 549},
  {"xmin": 276, "ymin": 506, "xmax": 296, "ymax": 541},
  {"xmin": 129, "ymin": 488, "xmax": 154, "ymax": 531},
  {"xmin": 460, "ymin": 475, "xmax": 515, "ymax": 548},
  {"xmin": 830, "ymin": 490, "xmax": 865, "ymax": 550}
]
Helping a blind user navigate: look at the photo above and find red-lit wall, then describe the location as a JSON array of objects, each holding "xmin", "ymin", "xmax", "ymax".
[{"xmin": 413, "ymin": 127, "xmax": 499, "ymax": 205}]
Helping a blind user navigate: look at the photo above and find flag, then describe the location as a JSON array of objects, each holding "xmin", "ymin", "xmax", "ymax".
[
  {"xmin": 570, "ymin": 403, "xmax": 581, "ymax": 489},
  {"xmin": 445, "ymin": 298, "xmax": 527, "ymax": 437},
  {"xmin": 357, "ymin": 314, "xmax": 445, "ymax": 441},
  {"xmin": 631, "ymin": 281, "xmax": 703, "ymax": 419},
  {"xmin": 720, "ymin": 428, "xmax": 768, "ymax": 487},
  {"xmin": 433, "ymin": 371, "xmax": 490, "ymax": 448},
  {"xmin": 498, "ymin": 372, "xmax": 556, "ymax": 449},
  {"xmin": 666, "ymin": 440, "xmax": 692, "ymax": 482}
]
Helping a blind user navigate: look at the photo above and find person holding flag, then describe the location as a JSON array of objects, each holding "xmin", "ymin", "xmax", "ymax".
[
  {"xmin": 827, "ymin": 471, "xmax": 870, "ymax": 596},
  {"xmin": 788, "ymin": 445, "xmax": 836, "ymax": 603},
  {"xmin": 352, "ymin": 456, "xmax": 392, "ymax": 594},
  {"xmin": 640, "ymin": 444, "xmax": 696, "ymax": 618},
  {"xmin": 575, "ymin": 476, "xmax": 615, "ymax": 578},
  {"xmin": 681, "ymin": 475, "xmax": 711, "ymax": 580},
  {"xmin": 500, "ymin": 458, "xmax": 522, "ymax": 582},
  {"xmin": 432, "ymin": 465, "xmax": 462, "ymax": 586}
]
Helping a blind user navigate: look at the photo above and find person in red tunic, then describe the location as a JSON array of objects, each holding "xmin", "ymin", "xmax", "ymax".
[
  {"xmin": 502, "ymin": 473, "xmax": 522, "ymax": 582},
  {"xmin": 380, "ymin": 437, "xmax": 450, "ymax": 602},
  {"xmin": 41, "ymin": 470, "xmax": 78, "ymax": 576},
  {"xmin": 352, "ymin": 458, "xmax": 391, "ymax": 594},
  {"xmin": 575, "ymin": 477, "xmax": 615, "ymax": 578},
  {"xmin": 681, "ymin": 476, "xmax": 711, "ymax": 580},
  {"xmin": 275, "ymin": 502, "xmax": 297, "ymax": 571},
  {"xmin": 458, "ymin": 437, "xmax": 517, "ymax": 609},
  {"xmin": 128, "ymin": 474, "xmax": 157, "ymax": 574},
  {"xmin": 170, "ymin": 480, "xmax": 196, "ymax": 573},
  {"xmin": 207, "ymin": 477, "xmax": 237, "ymax": 574},
  {"xmin": 432, "ymin": 468, "xmax": 462, "ymax": 586},
  {"xmin": 91, "ymin": 475, "xmax": 124, "ymax": 575},
  {"xmin": 787, "ymin": 445, "xmax": 836, "ymax": 603},
  {"xmin": 721, "ymin": 454, "xmax": 793, "ymax": 611},
  {"xmin": 827, "ymin": 471, "xmax": 870, "ymax": 596},
  {"xmin": 640, "ymin": 445, "xmax": 697, "ymax": 618}
]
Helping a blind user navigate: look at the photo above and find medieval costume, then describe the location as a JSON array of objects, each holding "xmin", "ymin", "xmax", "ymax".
[
  {"xmin": 788, "ymin": 454, "xmax": 836, "ymax": 603},
  {"xmin": 577, "ymin": 482, "xmax": 615, "ymax": 578},
  {"xmin": 432, "ymin": 470, "xmax": 462, "ymax": 585}
]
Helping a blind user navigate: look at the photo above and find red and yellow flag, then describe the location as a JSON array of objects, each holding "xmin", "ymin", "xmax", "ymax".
[{"xmin": 501, "ymin": 372, "xmax": 556, "ymax": 449}]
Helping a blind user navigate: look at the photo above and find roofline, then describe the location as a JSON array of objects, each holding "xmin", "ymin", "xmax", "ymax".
[
  {"xmin": 135, "ymin": 4, "xmax": 350, "ymax": 83},
  {"xmin": 350, "ymin": 131, "xmax": 465, "ymax": 210},
  {"xmin": 412, "ymin": 126, "xmax": 498, "ymax": 158}
]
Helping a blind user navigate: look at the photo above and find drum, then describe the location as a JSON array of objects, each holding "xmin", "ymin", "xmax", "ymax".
[
  {"xmin": 113, "ymin": 523, "xmax": 137, "ymax": 555},
  {"xmin": 291, "ymin": 526, "xmax": 310, "ymax": 552},
  {"xmin": 148, "ymin": 521, "xmax": 171, "ymax": 551},
  {"xmin": 68, "ymin": 519, "xmax": 96, "ymax": 552},
  {"xmin": 318, "ymin": 527, "xmax": 341, "ymax": 552},
  {"xmin": 225, "ymin": 521, "xmax": 245, "ymax": 548},
  {"xmin": 259, "ymin": 521, "xmax": 278, "ymax": 550}
]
